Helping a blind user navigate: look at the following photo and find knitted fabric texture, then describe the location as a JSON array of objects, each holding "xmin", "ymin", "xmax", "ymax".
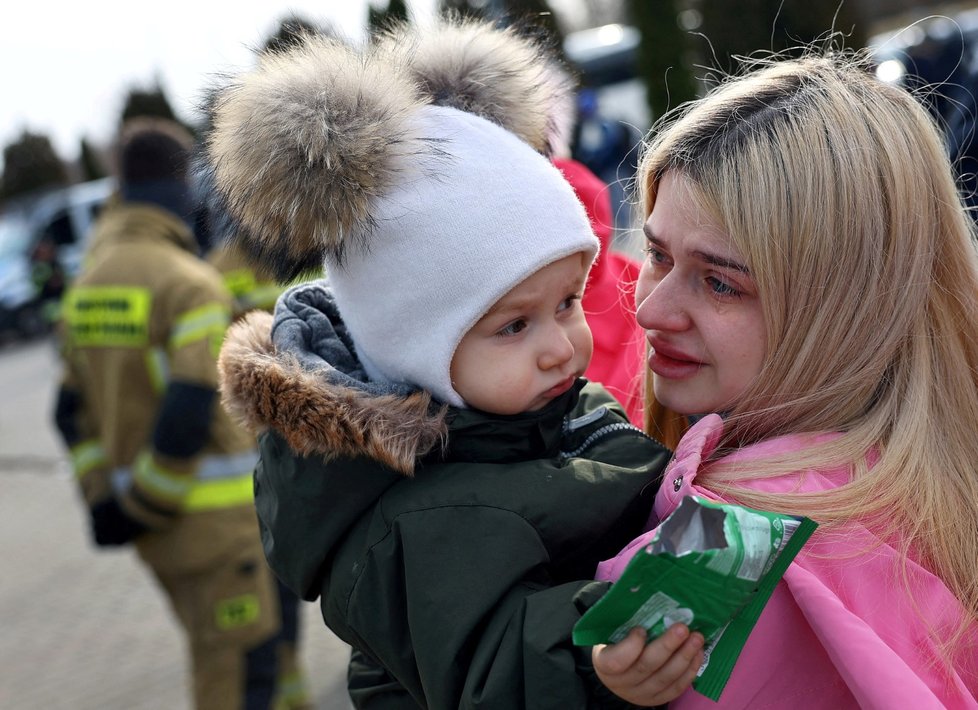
[{"xmin": 330, "ymin": 105, "xmax": 598, "ymax": 406}]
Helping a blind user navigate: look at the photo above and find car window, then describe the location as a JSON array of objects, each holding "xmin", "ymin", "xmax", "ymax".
[
  {"xmin": 0, "ymin": 213, "xmax": 32, "ymax": 259},
  {"xmin": 43, "ymin": 210, "xmax": 76, "ymax": 247}
]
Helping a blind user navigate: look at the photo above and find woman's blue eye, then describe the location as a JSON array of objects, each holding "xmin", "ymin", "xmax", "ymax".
[
  {"xmin": 498, "ymin": 319, "xmax": 527, "ymax": 336},
  {"xmin": 707, "ymin": 277, "xmax": 740, "ymax": 297}
]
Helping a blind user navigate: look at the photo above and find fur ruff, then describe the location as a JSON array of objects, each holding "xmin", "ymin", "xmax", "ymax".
[
  {"xmin": 218, "ymin": 311, "xmax": 448, "ymax": 476},
  {"xmin": 202, "ymin": 19, "xmax": 571, "ymax": 281}
]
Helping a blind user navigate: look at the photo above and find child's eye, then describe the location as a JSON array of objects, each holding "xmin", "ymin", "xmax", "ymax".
[
  {"xmin": 644, "ymin": 245, "xmax": 669, "ymax": 265},
  {"xmin": 557, "ymin": 294, "xmax": 582, "ymax": 312},
  {"xmin": 497, "ymin": 319, "xmax": 528, "ymax": 337},
  {"xmin": 707, "ymin": 276, "xmax": 742, "ymax": 298}
]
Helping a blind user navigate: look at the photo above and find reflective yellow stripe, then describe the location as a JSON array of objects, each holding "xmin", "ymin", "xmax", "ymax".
[
  {"xmin": 215, "ymin": 593, "xmax": 260, "ymax": 630},
  {"xmin": 238, "ymin": 284, "xmax": 284, "ymax": 312},
  {"xmin": 170, "ymin": 303, "xmax": 230, "ymax": 351},
  {"xmin": 145, "ymin": 347, "xmax": 169, "ymax": 394},
  {"xmin": 134, "ymin": 451, "xmax": 254, "ymax": 511},
  {"xmin": 274, "ymin": 672, "xmax": 311, "ymax": 706},
  {"xmin": 184, "ymin": 473, "xmax": 254, "ymax": 512},
  {"xmin": 63, "ymin": 286, "xmax": 151, "ymax": 347},
  {"xmin": 70, "ymin": 440, "xmax": 108, "ymax": 480},
  {"xmin": 222, "ymin": 269, "xmax": 256, "ymax": 298},
  {"xmin": 134, "ymin": 451, "xmax": 192, "ymax": 505}
]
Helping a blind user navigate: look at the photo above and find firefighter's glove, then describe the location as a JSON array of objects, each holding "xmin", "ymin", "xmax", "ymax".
[{"xmin": 90, "ymin": 497, "xmax": 148, "ymax": 547}]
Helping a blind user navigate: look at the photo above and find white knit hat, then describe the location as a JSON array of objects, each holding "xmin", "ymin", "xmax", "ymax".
[
  {"xmin": 329, "ymin": 105, "xmax": 597, "ymax": 405},
  {"xmin": 203, "ymin": 20, "xmax": 598, "ymax": 406}
]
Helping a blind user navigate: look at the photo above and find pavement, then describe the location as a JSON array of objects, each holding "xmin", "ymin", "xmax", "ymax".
[{"xmin": 0, "ymin": 336, "xmax": 355, "ymax": 709}]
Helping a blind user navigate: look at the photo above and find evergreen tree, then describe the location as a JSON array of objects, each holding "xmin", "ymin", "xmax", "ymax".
[
  {"xmin": 506, "ymin": 0, "xmax": 565, "ymax": 58},
  {"xmin": 627, "ymin": 0, "xmax": 697, "ymax": 120},
  {"xmin": 368, "ymin": 0, "xmax": 410, "ymax": 35},
  {"xmin": 0, "ymin": 131, "xmax": 68, "ymax": 202},
  {"xmin": 119, "ymin": 84, "xmax": 196, "ymax": 138},
  {"xmin": 119, "ymin": 85, "xmax": 178, "ymax": 124},
  {"xmin": 261, "ymin": 14, "xmax": 329, "ymax": 55},
  {"xmin": 695, "ymin": 0, "xmax": 866, "ymax": 74},
  {"xmin": 437, "ymin": 0, "xmax": 565, "ymax": 58},
  {"xmin": 438, "ymin": 0, "xmax": 486, "ymax": 20},
  {"xmin": 78, "ymin": 137, "xmax": 107, "ymax": 182}
]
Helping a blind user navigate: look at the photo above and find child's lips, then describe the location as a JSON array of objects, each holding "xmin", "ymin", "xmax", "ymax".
[{"xmin": 543, "ymin": 376, "xmax": 576, "ymax": 399}]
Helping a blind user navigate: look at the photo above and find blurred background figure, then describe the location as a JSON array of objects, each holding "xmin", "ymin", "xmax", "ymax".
[
  {"xmin": 554, "ymin": 156, "xmax": 645, "ymax": 424},
  {"xmin": 52, "ymin": 117, "xmax": 283, "ymax": 709},
  {"xmin": 548, "ymin": 63, "xmax": 645, "ymax": 423},
  {"xmin": 189, "ymin": 17, "xmax": 342, "ymax": 709},
  {"xmin": 870, "ymin": 9, "xmax": 978, "ymax": 218},
  {"xmin": 27, "ymin": 234, "xmax": 67, "ymax": 327}
]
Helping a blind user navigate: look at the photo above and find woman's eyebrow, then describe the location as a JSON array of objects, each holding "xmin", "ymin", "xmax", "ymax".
[
  {"xmin": 644, "ymin": 226, "xmax": 750, "ymax": 275},
  {"xmin": 692, "ymin": 250, "xmax": 751, "ymax": 275}
]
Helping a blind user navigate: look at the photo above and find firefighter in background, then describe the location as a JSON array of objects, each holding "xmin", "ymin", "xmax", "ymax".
[
  {"xmin": 194, "ymin": 193, "xmax": 313, "ymax": 710},
  {"xmin": 53, "ymin": 118, "xmax": 281, "ymax": 709},
  {"xmin": 207, "ymin": 242, "xmax": 285, "ymax": 318}
]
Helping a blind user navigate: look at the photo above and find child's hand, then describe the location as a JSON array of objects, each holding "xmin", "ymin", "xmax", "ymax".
[{"xmin": 592, "ymin": 624, "xmax": 704, "ymax": 706}]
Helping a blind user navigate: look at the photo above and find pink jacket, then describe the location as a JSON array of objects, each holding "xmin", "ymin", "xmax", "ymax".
[{"xmin": 597, "ymin": 414, "xmax": 978, "ymax": 708}]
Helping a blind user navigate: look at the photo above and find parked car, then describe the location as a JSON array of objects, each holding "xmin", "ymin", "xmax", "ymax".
[{"xmin": 0, "ymin": 177, "xmax": 115, "ymax": 339}]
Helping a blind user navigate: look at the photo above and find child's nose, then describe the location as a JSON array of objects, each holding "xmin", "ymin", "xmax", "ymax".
[{"xmin": 539, "ymin": 325, "xmax": 575, "ymax": 370}]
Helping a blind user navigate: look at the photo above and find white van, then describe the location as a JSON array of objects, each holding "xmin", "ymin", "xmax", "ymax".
[{"xmin": 0, "ymin": 177, "xmax": 115, "ymax": 338}]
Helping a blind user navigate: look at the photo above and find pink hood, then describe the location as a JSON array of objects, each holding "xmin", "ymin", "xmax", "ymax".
[{"xmin": 598, "ymin": 414, "xmax": 978, "ymax": 708}]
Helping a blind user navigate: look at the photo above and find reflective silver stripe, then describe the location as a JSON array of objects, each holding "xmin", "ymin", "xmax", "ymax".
[
  {"xmin": 196, "ymin": 451, "xmax": 259, "ymax": 480},
  {"xmin": 565, "ymin": 406, "xmax": 609, "ymax": 432},
  {"xmin": 111, "ymin": 451, "xmax": 257, "ymax": 495},
  {"xmin": 111, "ymin": 467, "xmax": 133, "ymax": 494}
]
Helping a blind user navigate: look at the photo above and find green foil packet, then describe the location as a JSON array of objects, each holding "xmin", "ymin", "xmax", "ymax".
[{"xmin": 573, "ymin": 496, "xmax": 817, "ymax": 701}]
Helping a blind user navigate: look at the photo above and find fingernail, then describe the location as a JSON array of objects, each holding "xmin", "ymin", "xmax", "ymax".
[
  {"xmin": 690, "ymin": 632, "xmax": 704, "ymax": 649},
  {"xmin": 672, "ymin": 624, "xmax": 690, "ymax": 639}
]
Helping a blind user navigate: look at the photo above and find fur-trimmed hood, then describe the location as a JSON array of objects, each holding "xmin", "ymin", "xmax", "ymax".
[{"xmin": 218, "ymin": 281, "xmax": 447, "ymax": 475}]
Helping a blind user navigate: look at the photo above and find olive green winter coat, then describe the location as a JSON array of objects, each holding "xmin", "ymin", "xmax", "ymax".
[{"xmin": 219, "ymin": 285, "xmax": 671, "ymax": 709}]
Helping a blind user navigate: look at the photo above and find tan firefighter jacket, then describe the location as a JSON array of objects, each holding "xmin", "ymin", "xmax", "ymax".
[
  {"xmin": 60, "ymin": 203, "xmax": 257, "ymax": 531},
  {"xmin": 206, "ymin": 242, "xmax": 286, "ymax": 319}
]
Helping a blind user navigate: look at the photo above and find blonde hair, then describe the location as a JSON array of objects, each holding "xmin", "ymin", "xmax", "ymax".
[{"xmin": 638, "ymin": 53, "xmax": 978, "ymax": 638}]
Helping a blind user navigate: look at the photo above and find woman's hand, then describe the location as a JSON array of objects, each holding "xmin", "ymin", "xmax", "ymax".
[{"xmin": 592, "ymin": 624, "xmax": 704, "ymax": 705}]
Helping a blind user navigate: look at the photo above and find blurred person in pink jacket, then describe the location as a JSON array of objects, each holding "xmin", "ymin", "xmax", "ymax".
[
  {"xmin": 591, "ymin": 52, "xmax": 978, "ymax": 707},
  {"xmin": 548, "ymin": 75, "xmax": 645, "ymax": 424},
  {"xmin": 554, "ymin": 156, "xmax": 645, "ymax": 424}
]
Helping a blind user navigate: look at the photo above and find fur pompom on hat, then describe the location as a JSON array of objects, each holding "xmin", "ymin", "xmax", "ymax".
[{"xmin": 203, "ymin": 19, "xmax": 599, "ymax": 407}]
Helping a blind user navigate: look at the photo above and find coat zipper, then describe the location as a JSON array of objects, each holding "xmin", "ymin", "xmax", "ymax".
[{"xmin": 559, "ymin": 421, "xmax": 663, "ymax": 461}]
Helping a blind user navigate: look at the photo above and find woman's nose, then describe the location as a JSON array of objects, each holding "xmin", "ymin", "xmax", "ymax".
[{"xmin": 635, "ymin": 270, "xmax": 690, "ymax": 332}]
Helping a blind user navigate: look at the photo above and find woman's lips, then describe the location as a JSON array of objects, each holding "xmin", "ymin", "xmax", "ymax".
[{"xmin": 647, "ymin": 340, "xmax": 704, "ymax": 380}]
